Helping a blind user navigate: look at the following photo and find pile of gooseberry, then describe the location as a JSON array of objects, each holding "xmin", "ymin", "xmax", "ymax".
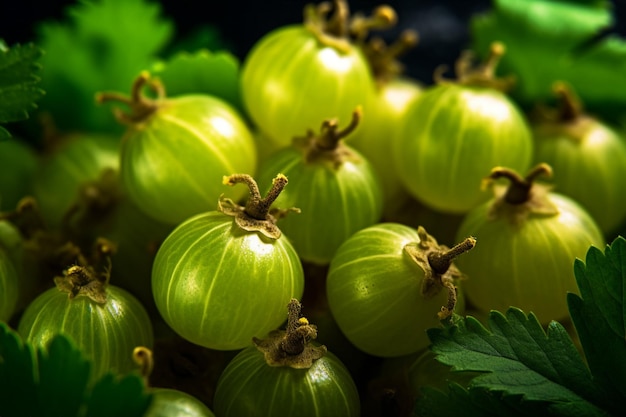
[{"xmin": 1, "ymin": 1, "xmax": 624, "ymax": 416}]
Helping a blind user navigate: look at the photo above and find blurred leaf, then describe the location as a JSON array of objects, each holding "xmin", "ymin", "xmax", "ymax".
[
  {"xmin": 151, "ymin": 49, "xmax": 243, "ymax": 112},
  {"xmin": 471, "ymin": 0, "xmax": 626, "ymax": 121},
  {"xmin": 37, "ymin": 0, "xmax": 174, "ymax": 134}
]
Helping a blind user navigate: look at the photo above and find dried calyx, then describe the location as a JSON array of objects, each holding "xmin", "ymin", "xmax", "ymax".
[
  {"xmin": 0, "ymin": 196, "xmax": 46, "ymax": 241},
  {"xmin": 362, "ymin": 29, "xmax": 419, "ymax": 86},
  {"xmin": 403, "ymin": 226, "xmax": 476, "ymax": 319},
  {"xmin": 293, "ymin": 107, "xmax": 362, "ymax": 168},
  {"xmin": 434, "ymin": 42, "xmax": 515, "ymax": 92},
  {"xmin": 2, "ymin": 198, "xmax": 78, "ymax": 268},
  {"xmin": 95, "ymin": 71, "xmax": 165, "ymax": 125},
  {"xmin": 62, "ymin": 168, "xmax": 123, "ymax": 238},
  {"xmin": 304, "ymin": 0, "xmax": 397, "ymax": 53},
  {"xmin": 253, "ymin": 298, "xmax": 327, "ymax": 369},
  {"xmin": 485, "ymin": 163, "xmax": 559, "ymax": 225},
  {"xmin": 54, "ymin": 237, "xmax": 116, "ymax": 304},
  {"xmin": 533, "ymin": 82, "xmax": 596, "ymax": 142},
  {"xmin": 218, "ymin": 173, "xmax": 300, "ymax": 240}
]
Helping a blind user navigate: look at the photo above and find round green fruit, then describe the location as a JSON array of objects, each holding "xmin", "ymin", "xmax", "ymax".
[
  {"xmin": 18, "ymin": 262, "xmax": 154, "ymax": 383},
  {"xmin": 327, "ymin": 223, "xmax": 474, "ymax": 357},
  {"xmin": 349, "ymin": 30, "xmax": 423, "ymax": 215},
  {"xmin": 455, "ymin": 164, "xmax": 605, "ymax": 323},
  {"xmin": 32, "ymin": 134, "xmax": 120, "ymax": 229},
  {"xmin": 349, "ymin": 76, "xmax": 421, "ymax": 212},
  {"xmin": 145, "ymin": 389, "xmax": 215, "ymax": 417},
  {"xmin": 151, "ymin": 174, "xmax": 304, "ymax": 350},
  {"xmin": 241, "ymin": 1, "xmax": 384, "ymax": 146},
  {"xmin": 257, "ymin": 109, "xmax": 383, "ymax": 265},
  {"xmin": 213, "ymin": 299, "xmax": 360, "ymax": 417},
  {"xmin": 98, "ymin": 72, "xmax": 257, "ymax": 225},
  {"xmin": 393, "ymin": 43, "xmax": 533, "ymax": 214},
  {"xmin": 532, "ymin": 83, "xmax": 626, "ymax": 235}
]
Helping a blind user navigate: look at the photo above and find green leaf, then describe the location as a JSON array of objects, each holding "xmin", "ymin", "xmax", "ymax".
[
  {"xmin": 0, "ymin": 323, "xmax": 151, "ymax": 417},
  {"xmin": 417, "ymin": 383, "xmax": 549, "ymax": 417},
  {"xmin": 0, "ymin": 42, "xmax": 44, "ymax": 135},
  {"xmin": 151, "ymin": 49, "xmax": 243, "ymax": 112},
  {"xmin": 419, "ymin": 309, "xmax": 611, "ymax": 416},
  {"xmin": 568, "ymin": 236, "xmax": 626, "ymax": 410},
  {"xmin": 0, "ymin": 323, "xmax": 38, "ymax": 417},
  {"xmin": 37, "ymin": 0, "xmax": 174, "ymax": 133},
  {"xmin": 83, "ymin": 373, "xmax": 152, "ymax": 417},
  {"xmin": 36, "ymin": 335, "xmax": 91, "ymax": 417},
  {"xmin": 471, "ymin": 0, "xmax": 626, "ymax": 121}
]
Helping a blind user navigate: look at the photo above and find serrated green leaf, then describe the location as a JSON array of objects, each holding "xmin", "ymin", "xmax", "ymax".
[
  {"xmin": 0, "ymin": 322, "xmax": 151, "ymax": 417},
  {"xmin": 0, "ymin": 84, "xmax": 46, "ymax": 122},
  {"xmin": 69, "ymin": 0, "xmax": 172, "ymax": 57},
  {"xmin": 567, "ymin": 236, "xmax": 626, "ymax": 412},
  {"xmin": 37, "ymin": 0, "xmax": 174, "ymax": 133},
  {"xmin": 37, "ymin": 335, "xmax": 91, "ymax": 417},
  {"xmin": 0, "ymin": 323, "xmax": 38, "ymax": 417},
  {"xmin": 151, "ymin": 49, "xmax": 243, "ymax": 112},
  {"xmin": 416, "ymin": 383, "xmax": 548, "ymax": 417},
  {"xmin": 0, "ymin": 43, "xmax": 43, "ymax": 89},
  {"xmin": 0, "ymin": 43, "xmax": 44, "ymax": 124},
  {"xmin": 84, "ymin": 373, "xmax": 152, "ymax": 417},
  {"xmin": 423, "ymin": 309, "xmax": 610, "ymax": 416},
  {"xmin": 471, "ymin": 0, "xmax": 626, "ymax": 121}
]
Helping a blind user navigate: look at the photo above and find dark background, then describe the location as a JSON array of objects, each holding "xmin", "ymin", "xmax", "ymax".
[{"xmin": 1, "ymin": 0, "xmax": 625, "ymax": 85}]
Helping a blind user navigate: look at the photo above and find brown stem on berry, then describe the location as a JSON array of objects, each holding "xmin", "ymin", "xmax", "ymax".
[
  {"xmin": 488, "ymin": 164, "xmax": 553, "ymax": 205},
  {"xmin": 0, "ymin": 196, "xmax": 47, "ymax": 240},
  {"xmin": 280, "ymin": 299, "xmax": 318, "ymax": 356},
  {"xmin": 459, "ymin": 42, "xmax": 505, "ymax": 83},
  {"xmin": 91, "ymin": 237, "xmax": 116, "ymax": 285},
  {"xmin": 316, "ymin": 107, "xmax": 361, "ymax": 151},
  {"xmin": 349, "ymin": 5, "xmax": 397, "ymax": 42},
  {"xmin": 53, "ymin": 238, "xmax": 116, "ymax": 304},
  {"xmin": 95, "ymin": 71, "xmax": 164, "ymax": 125},
  {"xmin": 291, "ymin": 108, "xmax": 361, "ymax": 169},
  {"xmin": 553, "ymin": 81, "xmax": 583, "ymax": 122},
  {"xmin": 364, "ymin": 29, "xmax": 418, "ymax": 84},
  {"xmin": 304, "ymin": 1, "xmax": 396, "ymax": 53},
  {"xmin": 434, "ymin": 42, "xmax": 514, "ymax": 91},
  {"xmin": 253, "ymin": 299, "xmax": 327, "ymax": 369},
  {"xmin": 219, "ymin": 173, "xmax": 298, "ymax": 240},
  {"xmin": 325, "ymin": 0, "xmax": 350, "ymax": 39},
  {"xmin": 427, "ymin": 237, "xmax": 477, "ymax": 276},
  {"xmin": 223, "ymin": 173, "xmax": 288, "ymax": 221},
  {"xmin": 132, "ymin": 346, "xmax": 154, "ymax": 386},
  {"xmin": 405, "ymin": 226, "xmax": 475, "ymax": 319},
  {"xmin": 304, "ymin": 1, "xmax": 351, "ymax": 52}
]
